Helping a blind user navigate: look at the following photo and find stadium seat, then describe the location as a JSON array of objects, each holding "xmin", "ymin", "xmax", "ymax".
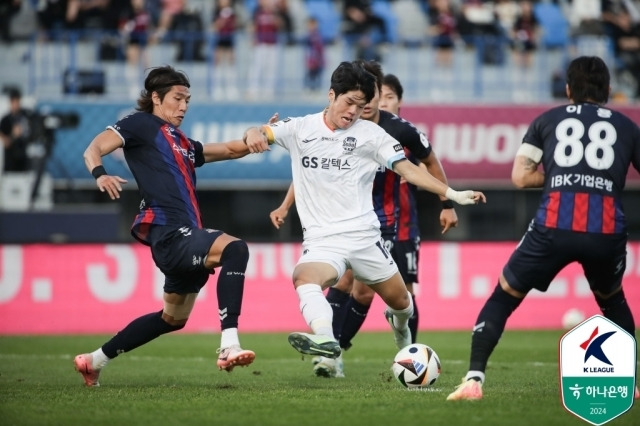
[
  {"xmin": 305, "ymin": 0, "xmax": 342, "ymax": 44},
  {"xmin": 533, "ymin": 1, "xmax": 569, "ymax": 49}
]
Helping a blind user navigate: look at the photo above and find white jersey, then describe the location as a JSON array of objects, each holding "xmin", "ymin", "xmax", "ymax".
[{"xmin": 267, "ymin": 112, "xmax": 407, "ymax": 240}]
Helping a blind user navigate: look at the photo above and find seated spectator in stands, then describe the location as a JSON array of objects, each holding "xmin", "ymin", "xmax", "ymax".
[
  {"xmin": 0, "ymin": 88, "xmax": 34, "ymax": 172},
  {"xmin": 122, "ymin": 0, "xmax": 152, "ymax": 97},
  {"xmin": 247, "ymin": 0, "xmax": 282, "ymax": 99},
  {"xmin": 493, "ymin": 0, "xmax": 518, "ymax": 36},
  {"xmin": 605, "ymin": 8, "xmax": 640, "ymax": 98},
  {"xmin": 153, "ymin": 0, "xmax": 185, "ymax": 42},
  {"xmin": 343, "ymin": 0, "xmax": 388, "ymax": 60},
  {"xmin": 276, "ymin": 0, "xmax": 294, "ymax": 45},
  {"xmin": 0, "ymin": 0, "xmax": 22, "ymax": 43},
  {"xmin": 568, "ymin": 0, "xmax": 604, "ymax": 36},
  {"xmin": 168, "ymin": 0, "xmax": 206, "ymax": 61},
  {"xmin": 66, "ymin": 0, "xmax": 109, "ymax": 33},
  {"xmin": 602, "ymin": 0, "xmax": 640, "ymax": 38},
  {"xmin": 303, "ymin": 16, "xmax": 325, "ymax": 91},
  {"xmin": 457, "ymin": 0, "xmax": 505, "ymax": 65},
  {"xmin": 36, "ymin": 0, "xmax": 69, "ymax": 40},
  {"xmin": 511, "ymin": 0, "xmax": 539, "ymax": 68},
  {"xmin": 427, "ymin": 0, "xmax": 459, "ymax": 67},
  {"xmin": 457, "ymin": 0, "xmax": 500, "ymax": 45},
  {"xmin": 212, "ymin": 0, "xmax": 240, "ymax": 99}
]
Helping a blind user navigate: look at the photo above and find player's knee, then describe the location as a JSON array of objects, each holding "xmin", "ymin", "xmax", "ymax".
[
  {"xmin": 489, "ymin": 283, "xmax": 523, "ymax": 312},
  {"xmin": 353, "ymin": 289, "xmax": 374, "ymax": 305},
  {"xmin": 163, "ymin": 318, "xmax": 187, "ymax": 331},
  {"xmin": 220, "ymin": 240, "xmax": 249, "ymax": 267},
  {"xmin": 594, "ymin": 287, "xmax": 626, "ymax": 308},
  {"xmin": 158, "ymin": 311, "xmax": 187, "ymax": 333}
]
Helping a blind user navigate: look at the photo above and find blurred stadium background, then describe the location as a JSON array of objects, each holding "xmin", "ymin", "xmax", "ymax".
[{"xmin": 0, "ymin": 0, "xmax": 639, "ymax": 333}]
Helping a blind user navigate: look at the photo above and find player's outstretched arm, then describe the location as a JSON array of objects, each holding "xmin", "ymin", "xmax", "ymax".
[
  {"xmin": 393, "ymin": 159, "xmax": 486, "ymax": 205},
  {"xmin": 270, "ymin": 182, "xmax": 295, "ymax": 229},
  {"xmin": 83, "ymin": 129, "xmax": 128, "ymax": 200},
  {"xmin": 202, "ymin": 113, "xmax": 279, "ymax": 163}
]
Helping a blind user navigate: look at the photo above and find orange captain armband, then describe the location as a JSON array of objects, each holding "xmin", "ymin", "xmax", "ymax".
[{"xmin": 262, "ymin": 125, "xmax": 275, "ymax": 145}]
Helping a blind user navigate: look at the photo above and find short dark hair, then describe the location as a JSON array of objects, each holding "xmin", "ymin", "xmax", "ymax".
[
  {"xmin": 566, "ymin": 56, "xmax": 609, "ymax": 105},
  {"xmin": 329, "ymin": 61, "xmax": 376, "ymax": 103},
  {"xmin": 136, "ymin": 66, "xmax": 191, "ymax": 113},
  {"xmin": 3, "ymin": 86, "xmax": 21, "ymax": 100},
  {"xmin": 382, "ymin": 74, "xmax": 403, "ymax": 100},
  {"xmin": 356, "ymin": 59, "xmax": 383, "ymax": 92}
]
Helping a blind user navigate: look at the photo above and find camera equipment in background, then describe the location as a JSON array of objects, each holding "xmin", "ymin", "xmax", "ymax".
[
  {"xmin": 63, "ymin": 68, "xmax": 106, "ymax": 94},
  {"xmin": 28, "ymin": 108, "xmax": 80, "ymax": 208}
]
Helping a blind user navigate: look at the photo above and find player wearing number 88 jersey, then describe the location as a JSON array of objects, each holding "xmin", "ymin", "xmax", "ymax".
[{"xmin": 447, "ymin": 56, "xmax": 640, "ymax": 402}]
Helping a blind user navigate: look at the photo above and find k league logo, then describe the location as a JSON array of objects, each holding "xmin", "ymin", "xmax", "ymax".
[{"xmin": 559, "ymin": 315, "xmax": 636, "ymax": 426}]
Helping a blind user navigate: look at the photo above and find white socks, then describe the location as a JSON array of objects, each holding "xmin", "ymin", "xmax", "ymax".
[
  {"xmin": 296, "ymin": 283, "xmax": 335, "ymax": 339},
  {"xmin": 465, "ymin": 371, "xmax": 485, "ymax": 384},
  {"xmin": 221, "ymin": 327, "xmax": 240, "ymax": 349},
  {"xmin": 90, "ymin": 348, "xmax": 110, "ymax": 370},
  {"xmin": 386, "ymin": 291, "xmax": 414, "ymax": 330}
]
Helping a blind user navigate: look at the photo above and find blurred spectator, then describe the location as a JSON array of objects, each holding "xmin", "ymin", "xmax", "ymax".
[
  {"xmin": 0, "ymin": 0, "xmax": 22, "ymax": 42},
  {"xmin": 458, "ymin": 0, "xmax": 505, "ymax": 65},
  {"xmin": 168, "ymin": 0, "xmax": 206, "ymax": 61},
  {"xmin": 605, "ymin": 7, "xmax": 640, "ymax": 98},
  {"xmin": 427, "ymin": 0, "xmax": 459, "ymax": 67},
  {"xmin": 153, "ymin": 0, "xmax": 185, "ymax": 41},
  {"xmin": 511, "ymin": 0, "xmax": 539, "ymax": 68},
  {"xmin": 567, "ymin": 0, "xmax": 603, "ymax": 36},
  {"xmin": 36, "ymin": 0, "xmax": 70, "ymax": 40},
  {"xmin": 122, "ymin": 0, "xmax": 152, "ymax": 97},
  {"xmin": 65, "ymin": 0, "xmax": 109, "ymax": 32},
  {"xmin": 98, "ymin": 0, "xmax": 132, "ymax": 61},
  {"xmin": 247, "ymin": 0, "xmax": 282, "ymax": 99},
  {"xmin": 343, "ymin": 0, "xmax": 388, "ymax": 60},
  {"xmin": 0, "ymin": 88, "xmax": 33, "ymax": 172},
  {"xmin": 457, "ymin": 0, "xmax": 496, "ymax": 43},
  {"xmin": 276, "ymin": 0, "xmax": 294, "ymax": 45},
  {"xmin": 494, "ymin": 0, "xmax": 518, "ymax": 35},
  {"xmin": 602, "ymin": 0, "xmax": 640, "ymax": 37},
  {"xmin": 304, "ymin": 16, "xmax": 325, "ymax": 91},
  {"xmin": 212, "ymin": 0, "xmax": 239, "ymax": 99}
]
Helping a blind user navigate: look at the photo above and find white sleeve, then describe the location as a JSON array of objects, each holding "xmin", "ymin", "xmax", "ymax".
[
  {"xmin": 375, "ymin": 129, "xmax": 406, "ymax": 169},
  {"xmin": 266, "ymin": 117, "xmax": 299, "ymax": 150}
]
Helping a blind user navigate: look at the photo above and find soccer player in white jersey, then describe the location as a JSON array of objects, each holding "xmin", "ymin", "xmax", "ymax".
[{"xmin": 243, "ymin": 61, "xmax": 486, "ymax": 362}]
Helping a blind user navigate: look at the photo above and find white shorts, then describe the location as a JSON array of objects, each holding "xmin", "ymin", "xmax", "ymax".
[{"xmin": 298, "ymin": 229, "xmax": 399, "ymax": 285}]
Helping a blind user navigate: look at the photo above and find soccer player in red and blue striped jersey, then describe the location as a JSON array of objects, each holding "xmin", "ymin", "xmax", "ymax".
[
  {"xmin": 74, "ymin": 66, "xmax": 262, "ymax": 387},
  {"xmin": 448, "ymin": 56, "xmax": 640, "ymax": 401}
]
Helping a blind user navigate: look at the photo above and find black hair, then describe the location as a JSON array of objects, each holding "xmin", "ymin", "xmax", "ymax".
[
  {"xmin": 2, "ymin": 86, "xmax": 21, "ymax": 100},
  {"xmin": 356, "ymin": 59, "xmax": 383, "ymax": 92},
  {"xmin": 329, "ymin": 61, "xmax": 376, "ymax": 103},
  {"xmin": 566, "ymin": 56, "xmax": 609, "ymax": 105},
  {"xmin": 136, "ymin": 66, "xmax": 191, "ymax": 113},
  {"xmin": 382, "ymin": 74, "xmax": 403, "ymax": 101}
]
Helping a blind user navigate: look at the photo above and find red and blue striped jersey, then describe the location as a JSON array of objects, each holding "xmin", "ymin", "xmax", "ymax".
[
  {"xmin": 110, "ymin": 112, "xmax": 206, "ymax": 245},
  {"xmin": 523, "ymin": 103, "xmax": 640, "ymax": 234},
  {"xmin": 396, "ymin": 150, "xmax": 421, "ymax": 241},
  {"xmin": 372, "ymin": 110, "xmax": 430, "ymax": 239}
]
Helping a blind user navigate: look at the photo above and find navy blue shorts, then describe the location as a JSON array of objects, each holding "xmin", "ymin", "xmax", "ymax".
[
  {"xmin": 382, "ymin": 235, "xmax": 420, "ymax": 285},
  {"xmin": 148, "ymin": 225, "xmax": 224, "ymax": 294},
  {"xmin": 503, "ymin": 221, "xmax": 627, "ymax": 294}
]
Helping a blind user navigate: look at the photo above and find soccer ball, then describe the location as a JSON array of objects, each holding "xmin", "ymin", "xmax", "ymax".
[
  {"xmin": 562, "ymin": 308, "xmax": 585, "ymax": 329},
  {"xmin": 391, "ymin": 343, "xmax": 441, "ymax": 389}
]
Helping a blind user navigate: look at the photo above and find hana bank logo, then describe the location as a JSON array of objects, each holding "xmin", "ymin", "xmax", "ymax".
[{"xmin": 580, "ymin": 326, "xmax": 616, "ymax": 373}]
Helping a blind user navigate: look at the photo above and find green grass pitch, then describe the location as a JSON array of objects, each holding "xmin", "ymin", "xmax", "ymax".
[{"xmin": 0, "ymin": 331, "xmax": 637, "ymax": 426}]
